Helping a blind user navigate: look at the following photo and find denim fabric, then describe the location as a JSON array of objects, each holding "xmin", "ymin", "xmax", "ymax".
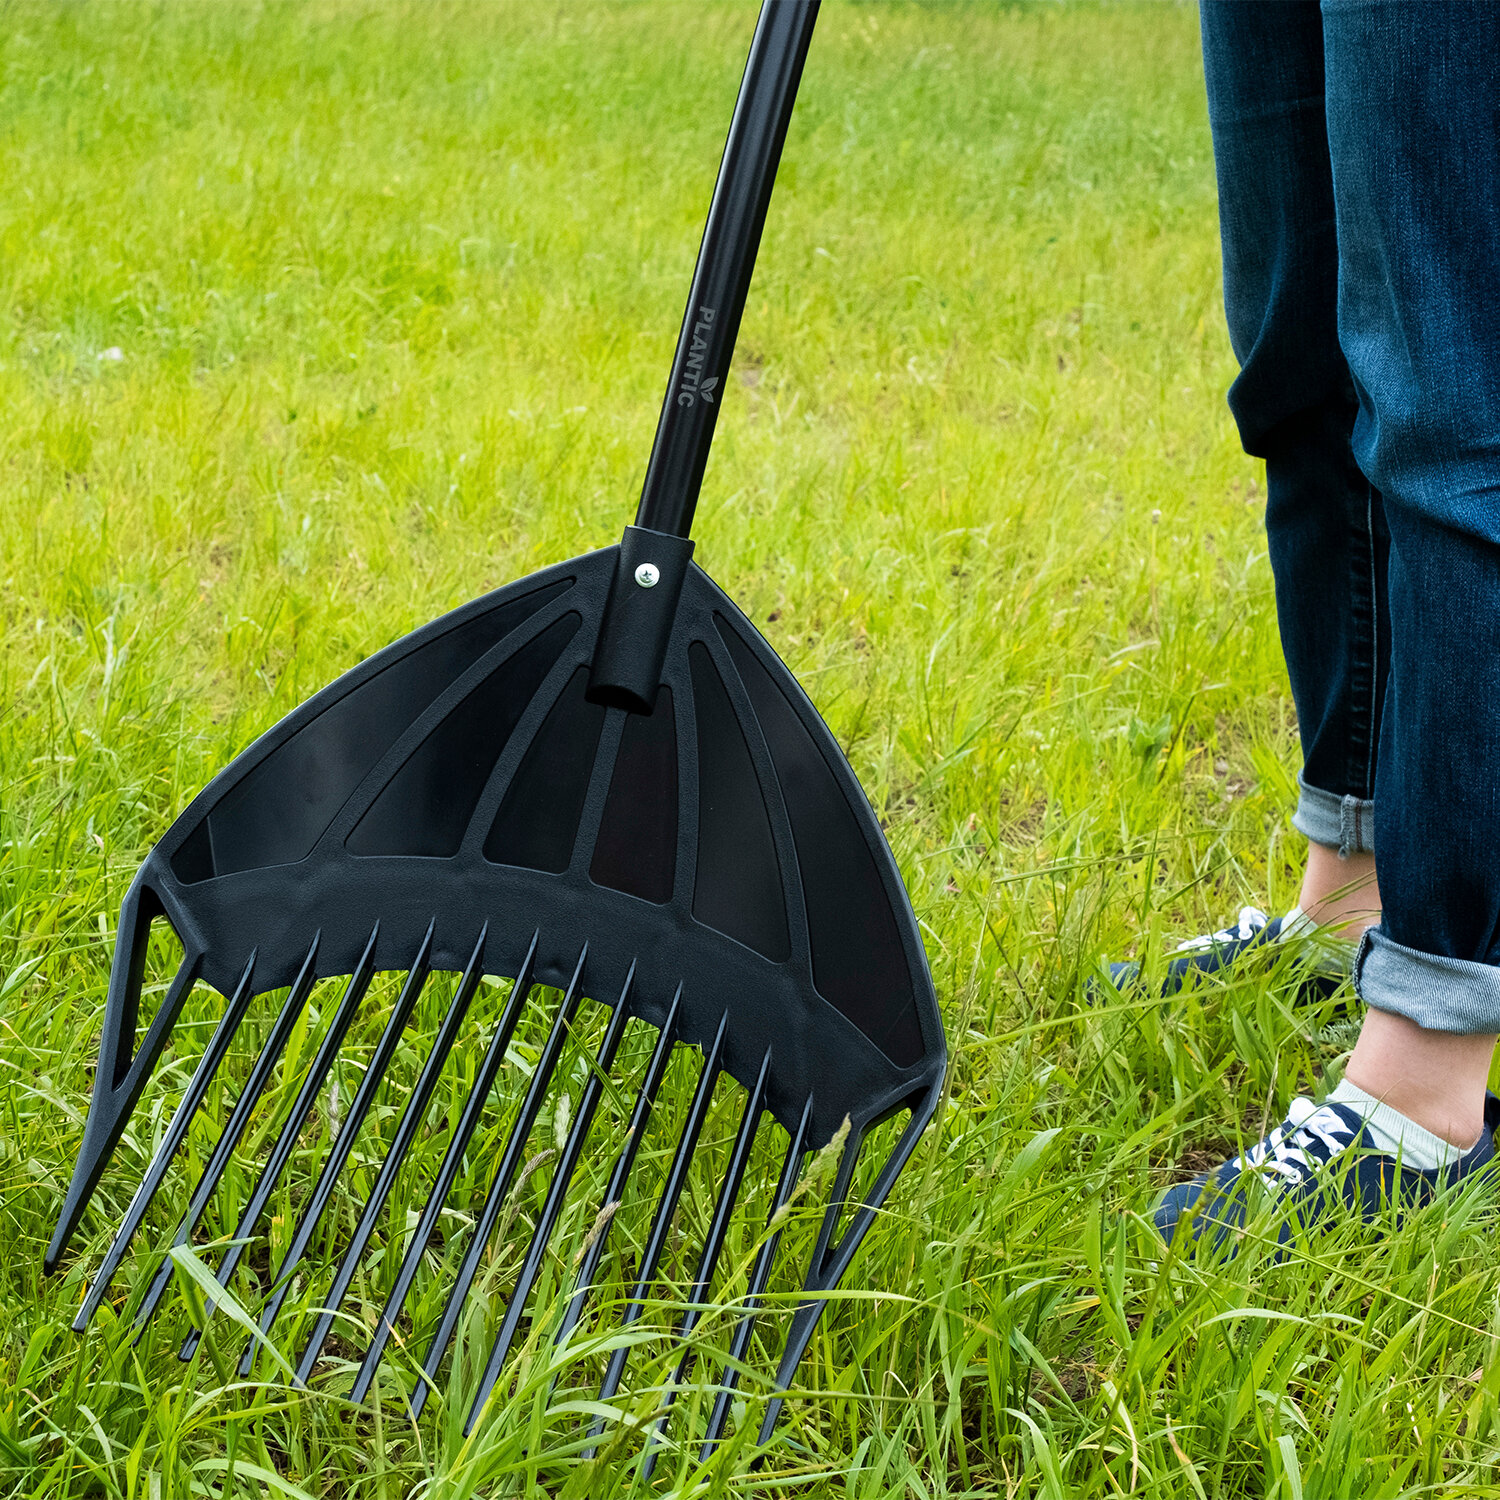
[
  {"xmin": 1292, "ymin": 774, "xmax": 1374, "ymax": 859},
  {"xmin": 1200, "ymin": 1, "xmax": 1500, "ymax": 1031},
  {"xmin": 1200, "ymin": 0, "xmax": 1389, "ymax": 815}
]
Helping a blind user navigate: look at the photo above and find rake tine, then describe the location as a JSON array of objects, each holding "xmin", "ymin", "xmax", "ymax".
[
  {"xmin": 400, "ymin": 946, "xmax": 591, "ymax": 1419},
  {"xmin": 462, "ymin": 964, "xmax": 638, "ymax": 1429},
  {"xmin": 178, "ymin": 926, "xmax": 380, "ymax": 1361},
  {"xmin": 293, "ymin": 924, "xmax": 496, "ymax": 1383},
  {"xmin": 637, "ymin": 1046, "xmax": 771, "ymax": 1482},
  {"xmin": 700, "ymin": 1094, "xmax": 811, "ymax": 1459},
  {"xmin": 754, "ymin": 1092, "xmax": 937, "ymax": 1447},
  {"xmin": 236, "ymin": 923, "xmax": 436, "ymax": 1377},
  {"xmin": 73, "ymin": 953, "xmax": 257, "ymax": 1333},
  {"xmin": 752, "ymin": 1125, "xmax": 864, "ymax": 1447},
  {"xmin": 584, "ymin": 1011, "xmax": 729, "ymax": 1454},
  {"xmin": 549, "ymin": 987, "xmax": 683, "ymax": 1359},
  {"xmin": 348, "ymin": 933, "xmax": 543, "ymax": 1403},
  {"xmin": 132, "ymin": 936, "xmax": 321, "ymax": 1337}
]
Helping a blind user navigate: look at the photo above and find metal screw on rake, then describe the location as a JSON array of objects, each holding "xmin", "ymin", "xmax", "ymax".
[{"xmin": 46, "ymin": 0, "xmax": 946, "ymax": 1458}]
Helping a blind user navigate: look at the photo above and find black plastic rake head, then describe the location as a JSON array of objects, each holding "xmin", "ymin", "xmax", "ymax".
[{"xmin": 46, "ymin": 0, "xmax": 946, "ymax": 1461}]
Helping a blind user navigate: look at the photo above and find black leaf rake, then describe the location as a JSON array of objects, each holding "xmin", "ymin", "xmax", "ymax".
[{"xmin": 47, "ymin": 0, "xmax": 946, "ymax": 1464}]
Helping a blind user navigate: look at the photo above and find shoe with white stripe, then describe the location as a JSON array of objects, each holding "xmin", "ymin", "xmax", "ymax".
[
  {"xmin": 1108, "ymin": 905, "xmax": 1351, "ymax": 1004},
  {"xmin": 1155, "ymin": 1091, "xmax": 1500, "ymax": 1255}
]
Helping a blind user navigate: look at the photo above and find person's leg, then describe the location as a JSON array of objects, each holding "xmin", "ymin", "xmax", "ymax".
[
  {"xmin": 1114, "ymin": 3, "xmax": 1378, "ymax": 1000},
  {"xmin": 1301, "ymin": 845, "xmax": 1379, "ymax": 933},
  {"xmin": 1320, "ymin": 0, "xmax": 1500, "ymax": 1147},
  {"xmin": 1198, "ymin": 0, "xmax": 1388, "ymax": 940},
  {"xmin": 1154, "ymin": 0, "xmax": 1500, "ymax": 1252}
]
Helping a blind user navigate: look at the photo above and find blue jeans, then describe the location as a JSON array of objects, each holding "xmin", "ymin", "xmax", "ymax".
[{"xmin": 1200, "ymin": 0, "xmax": 1500, "ymax": 1032}]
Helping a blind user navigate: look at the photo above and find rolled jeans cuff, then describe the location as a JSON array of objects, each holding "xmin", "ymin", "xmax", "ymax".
[
  {"xmin": 1356, "ymin": 929, "xmax": 1500, "ymax": 1034},
  {"xmin": 1292, "ymin": 774, "xmax": 1375, "ymax": 858}
]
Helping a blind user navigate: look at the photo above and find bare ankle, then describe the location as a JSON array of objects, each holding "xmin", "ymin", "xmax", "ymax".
[
  {"xmin": 1344, "ymin": 1009, "xmax": 1495, "ymax": 1149},
  {"xmin": 1298, "ymin": 843, "xmax": 1381, "ymax": 936}
]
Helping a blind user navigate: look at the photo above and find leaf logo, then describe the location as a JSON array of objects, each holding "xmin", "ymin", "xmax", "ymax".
[{"xmin": 698, "ymin": 376, "xmax": 718, "ymax": 404}]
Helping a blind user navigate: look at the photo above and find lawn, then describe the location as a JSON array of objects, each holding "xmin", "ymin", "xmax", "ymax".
[{"xmin": 3, "ymin": 1, "xmax": 1499, "ymax": 1496}]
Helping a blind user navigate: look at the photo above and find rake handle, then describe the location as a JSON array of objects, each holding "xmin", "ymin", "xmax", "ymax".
[{"xmin": 634, "ymin": 0, "xmax": 819, "ymax": 539}]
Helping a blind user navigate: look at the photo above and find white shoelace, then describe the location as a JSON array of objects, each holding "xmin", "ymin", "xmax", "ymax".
[
  {"xmin": 1237, "ymin": 1098, "xmax": 1361, "ymax": 1188},
  {"xmin": 1172, "ymin": 905, "xmax": 1269, "ymax": 955},
  {"xmin": 1170, "ymin": 904, "xmax": 1355, "ymax": 980}
]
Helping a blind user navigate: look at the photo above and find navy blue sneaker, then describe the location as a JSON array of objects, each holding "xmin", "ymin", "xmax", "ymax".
[
  {"xmin": 1108, "ymin": 906, "xmax": 1351, "ymax": 1004},
  {"xmin": 1155, "ymin": 1091, "xmax": 1500, "ymax": 1257}
]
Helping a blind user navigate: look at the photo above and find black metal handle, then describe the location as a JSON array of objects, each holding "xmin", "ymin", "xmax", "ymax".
[{"xmin": 633, "ymin": 0, "xmax": 819, "ymax": 539}]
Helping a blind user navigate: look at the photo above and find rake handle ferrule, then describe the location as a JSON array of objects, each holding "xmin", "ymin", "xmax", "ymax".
[
  {"xmin": 587, "ymin": 526, "xmax": 694, "ymax": 712},
  {"xmin": 633, "ymin": 0, "xmax": 819, "ymax": 540}
]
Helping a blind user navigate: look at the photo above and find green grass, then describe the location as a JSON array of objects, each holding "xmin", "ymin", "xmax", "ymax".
[{"xmin": 4, "ymin": 1, "xmax": 1500, "ymax": 1495}]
